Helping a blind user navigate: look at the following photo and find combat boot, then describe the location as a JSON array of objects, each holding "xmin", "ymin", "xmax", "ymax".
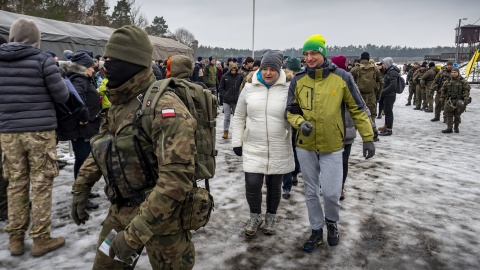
[
  {"xmin": 263, "ymin": 213, "xmax": 276, "ymax": 235},
  {"xmin": 9, "ymin": 237, "xmax": 24, "ymax": 256},
  {"xmin": 405, "ymin": 102, "xmax": 411, "ymax": 106},
  {"xmin": 454, "ymin": 124, "xmax": 459, "ymax": 133},
  {"xmin": 244, "ymin": 213, "xmax": 263, "ymax": 236},
  {"xmin": 441, "ymin": 128, "xmax": 453, "ymax": 134},
  {"xmin": 379, "ymin": 129, "xmax": 392, "ymax": 136},
  {"xmin": 431, "ymin": 116, "xmax": 440, "ymax": 122},
  {"xmin": 326, "ymin": 219, "xmax": 340, "ymax": 246},
  {"xmin": 30, "ymin": 236, "xmax": 65, "ymax": 257},
  {"xmin": 222, "ymin": 130, "xmax": 229, "ymax": 139},
  {"xmin": 303, "ymin": 229, "xmax": 323, "ymax": 252},
  {"xmin": 378, "ymin": 124, "xmax": 387, "ymax": 132}
]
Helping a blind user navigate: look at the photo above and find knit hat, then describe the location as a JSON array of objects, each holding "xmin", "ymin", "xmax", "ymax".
[
  {"xmin": 420, "ymin": 63, "xmax": 427, "ymax": 68},
  {"xmin": 452, "ymin": 67, "xmax": 460, "ymax": 73},
  {"xmin": 77, "ymin": 49, "xmax": 93, "ymax": 58},
  {"xmin": 197, "ymin": 56, "xmax": 203, "ymax": 62},
  {"xmin": 0, "ymin": 35, "xmax": 8, "ymax": 45},
  {"xmin": 260, "ymin": 50, "xmax": 283, "ymax": 73},
  {"xmin": 382, "ymin": 57, "xmax": 394, "ymax": 69},
  {"xmin": 354, "ymin": 58, "xmax": 360, "ymax": 64},
  {"xmin": 360, "ymin": 52, "xmax": 370, "ymax": 61},
  {"xmin": 170, "ymin": 55, "xmax": 193, "ymax": 79},
  {"xmin": 228, "ymin": 63, "xmax": 238, "ymax": 72},
  {"xmin": 104, "ymin": 25, "xmax": 153, "ymax": 68},
  {"xmin": 227, "ymin": 57, "xmax": 232, "ymax": 62},
  {"xmin": 428, "ymin": 62, "xmax": 435, "ymax": 68},
  {"xmin": 45, "ymin": 50, "xmax": 56, "ymax": 58},
  {"xmin": 208, "ymin": 56, "xmax": 214, "ymax": 61},
  {"xmin": 216, "ymin": 60, "xmax": 221, "ymax": 66},
  {"xmin": 422, "ymin": 61, "xmax": 428, "ymax": 66},
  {"xmin": 64, "ymin": 50, "xmax": 74, "ymax": 60},
  {"xmin": 331, "ymin": 56, "xmax": 347, "ymax": 71},
  {"xmin": 71, "ymin": 52, "xmax": 94, "ymax": 68},
  {"xmin": 302, "ymin": 34, "xmax": 327, "ymax": 57},
  {"xmin": 286, "ymin": 57, "xmax": 302, "ymax": 72},
  {"xmin": 9, "ymin": 18, "xmax": 41, "ymax": 48},
  {"xmin": 446, "ymin": 61, "xmax": 454, "ymax": 66}
]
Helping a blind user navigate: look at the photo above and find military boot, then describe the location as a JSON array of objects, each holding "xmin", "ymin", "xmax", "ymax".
[
  {"xmin": 222, "ymin": 130, "xmax": 229, "ymax": 139},
  {"xmin": 431, "ymin": 116, "xmax": 440, "ymax": 122},
  {"xmin": 454, "ymin": 123, "xmax": 459, "ymax": 133},
  {"xmin": 244, "ymin": 213, "xmax": 263, "ymax": 236},
  {"xmin": 442, "ymin": 128, "xmax": 453, "ymax": 133},
  {"xmin": 405, "ymin": 102, "xmax": 411, "ymax": 106},
  {"xmin": 30, "ymin": 236, "xmax": 65, "ymax": 257},
  {"xmin": 9, "ymin": 237, "xmax": 24, "ymax": 256},
  {"xmin": 263, "ymin": 213, "xmax": 276, "ymax": 235}
]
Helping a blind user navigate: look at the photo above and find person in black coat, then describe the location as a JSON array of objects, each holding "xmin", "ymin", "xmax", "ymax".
[
  {"xmin": 379, "ymin": 57, "xmax": 400, "ymax": 136},
  {"xmin": 218, "ymin": 63, "xmax": 244, "ymax": 139}
]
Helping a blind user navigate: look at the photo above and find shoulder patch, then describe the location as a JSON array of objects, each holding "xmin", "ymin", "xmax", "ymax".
[{"xmin": 161, "ymin": 108, "xmax": 176, "ymax": 118}]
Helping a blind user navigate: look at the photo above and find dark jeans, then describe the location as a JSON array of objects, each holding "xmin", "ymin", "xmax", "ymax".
[
  {"xmin": 342, "ymin": 143, "xmax": 352, "ymax": 189},
  {"xmin": 71, "ymin": 138, "xmax": 92, "ymax": 179},
  {"xmin": 378, "ymin": 97, "xmax": 384, "ymax": 115},
  {"xmin": 245, "ymin": 173, "xmax": 283, "ymax": 214},
  {"xmin": 282, "ymin": 132, "xmax": 300, "ymax": 192},
  {"xmin": 383, "ymin": 95, "xmax": 396, "ymax": 129}
]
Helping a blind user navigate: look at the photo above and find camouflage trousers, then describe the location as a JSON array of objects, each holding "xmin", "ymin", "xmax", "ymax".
[
  {"xmin": 444, "ymin": 102, "xmax": 463, "ymax": 129},
  {"xmin": 0, "ymin": 130, "xmax": 59, "ymax": 239},
  {"xmin": 426, "ymin": 88, "xmax": 435, "ymax": 111},
  {"xmin": 0, "ymin": 147, "xmax": 7, "ymax": 218},
  {"xmin": 434, "ymin": 90, "xmax": 444, "ymax": 119},
  {"xmin": 361, "ymin": 92, "xmax": 377, "ymax": 123},
  {"xmin": 407, "ymin": 82, "xmax": 416, "ymax": 103},
  {"xmin": 93, "ymin": 204, "xmax": 194, "ymax": 270},
  {"xmin": 415, "ymin": 85, "xmax": 427, "ymax": 109}
]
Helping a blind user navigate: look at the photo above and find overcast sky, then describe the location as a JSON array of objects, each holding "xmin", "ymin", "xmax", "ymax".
[{"xmin": 107, "ymin": 0, "xmax": 479, "ymax": 50}]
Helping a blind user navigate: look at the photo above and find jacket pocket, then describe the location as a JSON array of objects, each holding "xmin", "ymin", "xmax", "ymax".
[{"xmin": 298, "ymin": 85, "xmax": 313, "ymax": 110}]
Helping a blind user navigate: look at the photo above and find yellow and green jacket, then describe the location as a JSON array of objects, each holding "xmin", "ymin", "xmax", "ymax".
[{"xmin": 286, "ymin": 60, "xmax": 374, "ymax": 152}]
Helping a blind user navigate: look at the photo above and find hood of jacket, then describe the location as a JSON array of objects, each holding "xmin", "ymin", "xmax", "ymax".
[
  {"xmin": 170, "ymin": 55, "xmax": 193, "ymax": 79},
  {"xmin": 61, "ymin": 61, "xmax": 88, "ymax": 77},
  {"xmin": 0, "ymin": 42, "xmax": 41, "ymax": 61}
]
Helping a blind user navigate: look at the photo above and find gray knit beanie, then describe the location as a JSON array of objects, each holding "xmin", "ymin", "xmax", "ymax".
[
  {"xmin": 382, "ymin": 57, "xmax": 394, "ymax": 69},
  {"xmin": 104, "ymin": 25, "xmax": 153, "ymax": 67},
  {"xmin": 9, "ymin": 18, "xmax": 41, "ymax": 48},
  {"xmin": 260, "ymin": 50, "xmax": 283, "ymax": 73},
  {"xmin": 71, "ymin": 52, "xmax": 94, "ymax": 68}
]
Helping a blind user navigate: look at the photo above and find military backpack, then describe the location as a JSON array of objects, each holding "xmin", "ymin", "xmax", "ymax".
[
  {"xmin": 140, "ymin": 77, "xmax": 218, "ymax": 231},
  {"xmin": 354, "ymin": 65, "xmax": 377, "ymax": 94}
]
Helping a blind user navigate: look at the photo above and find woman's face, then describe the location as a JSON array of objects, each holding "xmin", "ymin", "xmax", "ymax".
[{"xmin": 261, "ymin": 67, "xmax": 279, "ymax": 84}]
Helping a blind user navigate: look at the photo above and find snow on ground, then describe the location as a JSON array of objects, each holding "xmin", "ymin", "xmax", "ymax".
[{"xmin": 1, "ymin": 84, "xmax": 479, "ymax": 270}]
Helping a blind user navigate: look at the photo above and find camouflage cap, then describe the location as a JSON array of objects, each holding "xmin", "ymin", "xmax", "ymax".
[
  {"xmin": 452, "ymin": 67, "xmax": 460, "ymax": 72},
  {"xmin": 446, "ymin": 61, "xmax": 454, "ymax": 66}
]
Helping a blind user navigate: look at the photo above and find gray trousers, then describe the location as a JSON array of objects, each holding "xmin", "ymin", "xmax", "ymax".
[
  {"xmin": 296, "ymin": 147, "xmax": 343, "ymax": 230},
  {"xmin": 223, "ymin": 103, "xmax": 236, "ymax": 131}
]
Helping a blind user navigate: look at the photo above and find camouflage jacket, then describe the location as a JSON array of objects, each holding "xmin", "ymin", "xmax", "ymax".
[
  {"xmin": 413, "ymin": 69, "xmax": 426, "ymax": 86},
  {"xmin": 440, "ymin": 76, "xmax": 470, "ymax": 101},
  {"xmin": 407, "ymin": 67, "xmax": 418, "ymax": 83},
  {"xmin": 73, "ymin": 66, "xmax": 196, "ymax": 247},
  {"xmin": 432, "ymin": 68, "xmax": 452, "ymax": 92},
  {"xmin": 421, "ymin": 66, "xmax": 439, "ymax": 89}
]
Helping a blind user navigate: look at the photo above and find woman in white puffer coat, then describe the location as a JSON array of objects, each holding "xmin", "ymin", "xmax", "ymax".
[{"xmin": 231, "ymin": 50, "xmax": 294, "ymax": 237}]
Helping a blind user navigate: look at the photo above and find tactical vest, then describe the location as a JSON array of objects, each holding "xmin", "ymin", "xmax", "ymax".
[
  {"xmin": 90, "ymin": 100, "xmax": 158, "ymax": 206},
  {"xmin": 445, "ymin": 79, "xmax": 465, "ymax": 100}
]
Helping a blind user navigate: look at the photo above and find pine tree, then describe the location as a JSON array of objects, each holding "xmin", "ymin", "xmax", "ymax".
[
  {"xmin": 87, "ymin": 0, "xmax": 110, "ymax": 26},
  {"xmin": 145, "ymin": 16, "xmax": 168, "ymax": 37},
  {"xmin": 110, "ymin": 0, "xmax": 132, "ymax": 28}
]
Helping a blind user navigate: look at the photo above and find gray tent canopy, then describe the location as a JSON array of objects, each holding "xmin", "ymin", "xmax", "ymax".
[{"xmin": 0, "ymin": 10, "xmax": 193, "ymax": 61}]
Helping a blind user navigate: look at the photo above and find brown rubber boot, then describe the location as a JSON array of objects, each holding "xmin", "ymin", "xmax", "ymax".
[
  {"xmin": 222, "ymin": 130, "xmax": 229, "ymax": 139},
  {"xmin": 30, "ymin": 236, "xmax": 65, "ymax": 257},
  {"xmin": 378, "ymin": 124, "xmax": 387, "ymax": 132},
  {"xmin": 9, "ymin": 238, "xmax": 24, "ymax": 256}
]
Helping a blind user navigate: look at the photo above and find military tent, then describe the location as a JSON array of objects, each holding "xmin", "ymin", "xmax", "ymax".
[{"xmin": 0, "ymin": 10, "xmax": 194, "ymax": 61}]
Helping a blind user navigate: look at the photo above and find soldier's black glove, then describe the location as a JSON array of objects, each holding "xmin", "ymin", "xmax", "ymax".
[
  {"xmin": 233, "ymin": 147, "xmax": 242, "ymax": 156},
  {"xmin": 363, "ymin": 141, "xmax": 375, "ymax": 159},
  {"xmin": 71, "ymin": 185, "xmax": 91, "ymax": 226},
  {"xmin": 300, "ymin": 121, "xmax": 313, "ymax": 137},
  {"xmin": 109, "ymin": 230, "xmax": 137, "ymax": 265},
  {"xmin": 288, "ymin": 104, "xmax": 303, "ymax": 115}
]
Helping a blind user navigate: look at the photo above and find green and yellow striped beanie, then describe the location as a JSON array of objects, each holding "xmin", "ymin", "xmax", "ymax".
[{"xmin": 303, "ymin": 34, "xmax": 327, "ymax": 57}]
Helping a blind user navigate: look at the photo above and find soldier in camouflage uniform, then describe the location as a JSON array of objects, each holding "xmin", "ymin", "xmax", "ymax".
[
  {"xmin": 70, "ymin": 25, "xmax": 197, "ymax": 269},
  {"xmin": 413, "ymin": 63, "xmax": 427, "ymax": 110},
  {"xmin": 0, "ymin": 18, "xmax": 69, "ymax": 256},
  {"xmin": 420, "ymin": 62, "xmax": 439, "ymax": 112},
  {"xmin": 440, "ymin": 67, "xmax": 471, "ymax": 133},
  {"xmin": 406, "ymin": 62, "xmax": 419, "ymax": 106},
  {"xmin": 350, "ymin": 52, "xmax": 384, "ymax": 123},
  {"xmin": 431, "ymin": 61, "xmax": 453, "ymax": 122}
]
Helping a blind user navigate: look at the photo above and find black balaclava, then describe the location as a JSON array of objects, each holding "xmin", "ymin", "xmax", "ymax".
[{"xmin": 104, "ymin": 59, "xmax": 145, "ymax": 88}]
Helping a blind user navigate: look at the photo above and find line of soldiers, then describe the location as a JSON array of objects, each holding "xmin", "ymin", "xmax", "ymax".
[{"xmin": 407, "ymin": 61, "xmax": 471, "ymax": 133}]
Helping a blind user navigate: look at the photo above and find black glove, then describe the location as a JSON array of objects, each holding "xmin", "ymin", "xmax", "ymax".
[
  {"xmin": 363, "ymin": 141, "xmax": 375, "ymax": 159},
  {"xmin": 300, "ymin": 121, "xmax": 313, "ymax": 137},
  {"xmin": 109, "ymin": 230, "xmax": 137, "ymax": 265},
  {"xmin": 71, "ymin": 186, "xmax": 91, "ymax": 226},
  {"xmin": 233, "ymin": 147, "xmax": 242, "ymax": 156},
  {"xmin": 288, "ymin": 104, "xmax": 303, "ymax": 115}
]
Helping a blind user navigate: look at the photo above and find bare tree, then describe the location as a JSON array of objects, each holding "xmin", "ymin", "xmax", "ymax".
[
  {"xmin": 172, "ymin": 27, "xmax": 196, "ymax": 47},
  {"xmin": 130, "ymin": 1, "xmax": 148, "ymax": 29}
]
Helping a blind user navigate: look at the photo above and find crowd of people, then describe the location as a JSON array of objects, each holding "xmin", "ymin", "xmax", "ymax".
[{"xmin": 0, "ymin": 17, "xmax": 473, "ymax": 269}]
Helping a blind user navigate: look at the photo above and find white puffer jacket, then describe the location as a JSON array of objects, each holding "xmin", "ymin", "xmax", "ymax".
[{"xmin": 232, "ymin": 69, "xmax": 294, "ymax": 174}]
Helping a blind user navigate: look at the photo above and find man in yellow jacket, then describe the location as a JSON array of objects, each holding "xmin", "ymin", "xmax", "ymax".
[{"xmin": 286, "ymin": 34, "xmax": 375, "ymax": 252}]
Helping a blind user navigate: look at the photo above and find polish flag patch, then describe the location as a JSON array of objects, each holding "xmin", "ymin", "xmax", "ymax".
[{"xmin": 161, "ymin": 108, "xmax": 176, "ymax": 118}]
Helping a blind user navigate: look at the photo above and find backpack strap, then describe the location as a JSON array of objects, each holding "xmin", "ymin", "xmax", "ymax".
[{"xmin": 140, "ymin": 78, "xmax": 173, "ymax": 138}]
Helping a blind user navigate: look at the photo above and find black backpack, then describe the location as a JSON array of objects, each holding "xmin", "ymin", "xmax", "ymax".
[
  {"xmin": 396, "ymin": 75, "xmax": 406, "ymax": 94},
  {"xmin": 55, "ymin": 78, "xmax": 89, "ymax": 121}
]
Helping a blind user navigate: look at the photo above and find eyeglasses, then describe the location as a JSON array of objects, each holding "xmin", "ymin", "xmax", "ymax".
[{"xmin": 303, "ymin": 51, "xmax": 320, "ymax": 57}]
